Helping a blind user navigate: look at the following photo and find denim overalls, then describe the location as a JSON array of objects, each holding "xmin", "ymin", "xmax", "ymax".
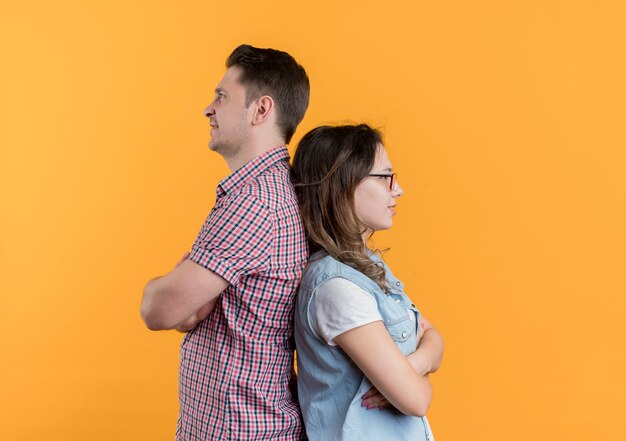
[{"xmin": 295, "ymin": 251, "xmax": 434, "ymax": 441}]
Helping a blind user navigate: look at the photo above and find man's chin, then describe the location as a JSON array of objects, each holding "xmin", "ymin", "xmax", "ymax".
[
  {"xmin": 208, "ymin": 140, "xmax": 220, "ymax": 151},
  {"xmin": 208, "ymin": 139, "xmax": 235, "ymax": 156}
]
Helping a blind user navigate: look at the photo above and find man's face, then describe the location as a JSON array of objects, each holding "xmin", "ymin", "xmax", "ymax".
[{"xmin": 204, "ymin": 66, "xmax": 252, "ymax": 155}]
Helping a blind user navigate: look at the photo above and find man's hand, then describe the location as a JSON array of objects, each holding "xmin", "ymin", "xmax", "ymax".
[
  {"xmin": 174, "ymin": 251, "xmax": 191, "ymax": 268},
  {"xmin": 176, "ymin": 298, "xmax": 218, "ymax": 333}
]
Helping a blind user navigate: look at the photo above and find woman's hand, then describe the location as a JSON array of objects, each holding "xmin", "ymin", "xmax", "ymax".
[{"xmin": 361, "ymin": 385, "xmax": 391, "ymax": 410}]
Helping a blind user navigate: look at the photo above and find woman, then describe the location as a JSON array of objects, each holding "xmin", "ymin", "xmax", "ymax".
[{"xmin": 292, "ymin": 124, "xmax": 444, "ymax": 441}]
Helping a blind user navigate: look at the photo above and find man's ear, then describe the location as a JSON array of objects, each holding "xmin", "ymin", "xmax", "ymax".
[{"xmin": 251, "ymin": 95, "xmax": 275, "ymax": 125}]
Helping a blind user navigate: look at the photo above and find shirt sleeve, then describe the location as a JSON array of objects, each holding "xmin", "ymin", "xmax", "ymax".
[
  {"xmin": 313, "ymin": 277, "xmax": 382, "ymax": 346},
  {"xmin": 189, "ymin": 193, "xmax": 273, "ymax": 285}
]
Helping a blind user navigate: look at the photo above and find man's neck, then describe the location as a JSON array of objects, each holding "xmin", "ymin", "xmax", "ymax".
[{"xmin": 224, "ymin": 137, "xmax": 285, "ymax": 172}]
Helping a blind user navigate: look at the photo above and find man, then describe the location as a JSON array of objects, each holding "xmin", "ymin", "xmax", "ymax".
[{"xmin": 141, "ymin": 44, "xmax": 310, "ymax": 441}]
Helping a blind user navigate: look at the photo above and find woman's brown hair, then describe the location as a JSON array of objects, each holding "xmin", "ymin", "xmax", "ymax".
[{"xmin": 292, "ymin": 123, "xmax": 389, "ymax": 293}]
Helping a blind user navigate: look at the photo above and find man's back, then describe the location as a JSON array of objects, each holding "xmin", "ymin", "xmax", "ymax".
[
  {"xmin": 177, "ymin": 147, "xmax": 307, "ymax": 440},
  {"xmin": 141, "ymin": 44, "xmax": 310, "ymax": 440}
]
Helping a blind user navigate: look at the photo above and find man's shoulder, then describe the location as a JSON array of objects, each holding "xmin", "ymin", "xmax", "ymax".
[
  {"xmin": 217, "ymin": 189, "xmax": 271, "ymax": 218},
  {"xmin": 238, "ymin": 162, "xmax": 296, "ymax": 209}
]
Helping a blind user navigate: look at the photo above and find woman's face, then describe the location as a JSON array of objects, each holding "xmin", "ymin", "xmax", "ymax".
[{"xmin": 353, "ymin": 144, "xmax": 404, "ymax": 240}]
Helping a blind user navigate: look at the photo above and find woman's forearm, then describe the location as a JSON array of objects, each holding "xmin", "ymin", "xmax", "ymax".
[{"xmin": 408, "ymin": 327, "xmax": 444, "ymax": 376}]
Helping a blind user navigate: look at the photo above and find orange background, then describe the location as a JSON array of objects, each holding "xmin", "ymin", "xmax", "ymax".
[{"xmin": 1, "ymin": 1, "xmax": 625, "ymax": 440}]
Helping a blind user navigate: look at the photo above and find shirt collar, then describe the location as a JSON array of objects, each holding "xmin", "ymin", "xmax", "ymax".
[{"xmin": 216, "ymin": 146, "xmax": 290, "ymax": 197}]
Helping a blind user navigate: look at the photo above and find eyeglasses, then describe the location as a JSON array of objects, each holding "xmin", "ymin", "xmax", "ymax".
[{"xmin": 368, "ymin": 173, "xmax": 398, "ymax": 191}]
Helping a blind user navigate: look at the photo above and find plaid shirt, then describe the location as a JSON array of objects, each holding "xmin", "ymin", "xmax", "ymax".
[{"xmin": 177, "ymin": 147, "xmax": 308, "ymax": 441}]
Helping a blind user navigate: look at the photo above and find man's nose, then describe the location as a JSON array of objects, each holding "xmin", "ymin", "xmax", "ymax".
[{"xmin": 203, "ymin": 103, "xmax": 215, "ymax": 118}]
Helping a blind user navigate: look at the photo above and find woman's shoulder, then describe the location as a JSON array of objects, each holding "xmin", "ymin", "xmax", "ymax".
[
  {"xmin": 303, "ymin": 252, "xmax": 344, "ymax": 280},
  {"xmin": 306, "ymin": 251, "xmax": 356, "ymax": 275},
  {"xmin": 304, "ymin": 251, "xmax": 379, "ymax": 291}
]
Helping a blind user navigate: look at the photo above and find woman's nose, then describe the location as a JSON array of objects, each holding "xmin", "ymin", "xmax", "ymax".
[{"xmin": 393, "ymin": 182, "xmax": 404, "ymax": 197}]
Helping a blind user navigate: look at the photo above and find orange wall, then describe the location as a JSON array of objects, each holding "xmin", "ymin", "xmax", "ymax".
[{"xmin": 1, "ymin": 1, "xmax": 625, "ymax": 440}]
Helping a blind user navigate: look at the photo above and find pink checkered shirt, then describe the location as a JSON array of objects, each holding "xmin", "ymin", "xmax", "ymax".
[{"xmin": 177, "ymin": 146, "xmax": 308, "ymax": 440}]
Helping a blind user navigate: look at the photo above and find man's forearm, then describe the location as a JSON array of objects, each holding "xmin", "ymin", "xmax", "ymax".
[
  {"xmin": 175, "ymin": 300, "xmax": 218, "ymax": 332},
  {"xmin": 141, "ymin": 276, "xmax": 180, "ymax": 330},
  {"xmin": 140, "ymin": 257, "xmax": 228, "ymax": 331}
]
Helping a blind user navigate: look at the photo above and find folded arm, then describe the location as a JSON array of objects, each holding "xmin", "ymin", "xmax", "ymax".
[
  {"xmin": 362, "ymin": 315, "xmax": 444, "ymax": 409},
  {"xmin": 334, "ymin": 321, "xmax": 433, "ymax": 417},
  {"xmin": 140, "ymin": 254, "xmax": 228, "ymax": 331},
  {"xmin": 408, "ymin": 315, "xmax": 445, "ymax": 376}
]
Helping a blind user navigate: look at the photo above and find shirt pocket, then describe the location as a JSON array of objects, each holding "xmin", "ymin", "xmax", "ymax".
[{"xmin": 384, "ymin": 313, "xmax": 416, "ymax": 343}]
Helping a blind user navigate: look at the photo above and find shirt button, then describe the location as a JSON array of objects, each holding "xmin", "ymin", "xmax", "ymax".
[
  {"xmin": 401, "ymin": 331, "xmax": 408, "ymax": 338},
  {"xmin": 395, "ymin": 299, "xmax": 401, "ymax": 304},
  {"xmin": 395, "ymin": 281, "xmax": 401, "ymax": 287}
]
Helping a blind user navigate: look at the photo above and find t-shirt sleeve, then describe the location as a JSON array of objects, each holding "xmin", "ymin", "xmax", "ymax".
[
  {"xmin": 189, "ymin": 193, "xmax": 273, "ymax": 285},
  {"xmin": 313, "ymin": 277, "xmax": 382, "ymax": 346}
]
